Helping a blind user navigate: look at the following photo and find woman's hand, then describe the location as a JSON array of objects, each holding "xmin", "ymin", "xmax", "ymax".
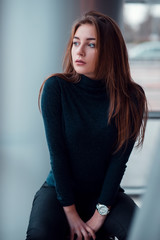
[
  {"xmin": 63, "ymin": 204, "xmax": 96, "ymax": 240},
  {"xmin": 86, "ymin": 209, "xmax": 107, "ymax": 233}
]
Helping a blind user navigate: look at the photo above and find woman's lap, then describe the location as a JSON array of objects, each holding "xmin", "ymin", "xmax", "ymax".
[{"xmin": 26, "ymin": 183, "xmax": 137, "ymax": 240}]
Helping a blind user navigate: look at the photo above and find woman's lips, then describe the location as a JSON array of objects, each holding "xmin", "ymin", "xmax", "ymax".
[{"xmin": 75, "ymin": 60, "xmax": 86, "ymax": 65}]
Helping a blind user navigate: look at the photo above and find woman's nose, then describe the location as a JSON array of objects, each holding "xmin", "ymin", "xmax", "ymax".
[{"xmin": 77, "ymin": 45, "xmax": 85, "ymax": 56}]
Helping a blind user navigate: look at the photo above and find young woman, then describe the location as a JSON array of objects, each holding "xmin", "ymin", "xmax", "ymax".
[{"xmin": 26, "ymin": 11, "xmax": 148, "ymax": 240}]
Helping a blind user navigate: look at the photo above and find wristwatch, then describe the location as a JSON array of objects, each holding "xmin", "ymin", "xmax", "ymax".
[{"xmin": 96, "ymin": 203, "xmax": 110, "ymax": 216}]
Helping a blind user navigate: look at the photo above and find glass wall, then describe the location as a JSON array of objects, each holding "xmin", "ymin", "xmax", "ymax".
[
  {"xmin": 121, "ymin": 1, "xmax": 160, "ymax": 197},
  {"xmin": 124, "ymin": 2, "xmax": 160, "ymax": 111}
]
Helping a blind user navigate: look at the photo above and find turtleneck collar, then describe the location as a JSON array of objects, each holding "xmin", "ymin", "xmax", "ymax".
[{"xmin": 77, "ymin": 74, "xmax": 106, "ymax": 89}]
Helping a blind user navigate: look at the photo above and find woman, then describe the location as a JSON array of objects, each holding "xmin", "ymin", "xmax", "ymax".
[{"xmin": 26, "ymin": 11, "xmax": 148, "ymax": 240}]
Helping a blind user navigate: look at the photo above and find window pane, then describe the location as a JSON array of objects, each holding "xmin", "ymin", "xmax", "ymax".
[{"xmin": 124, "ymin": 3, "xmax": 160, "ymax": 111}]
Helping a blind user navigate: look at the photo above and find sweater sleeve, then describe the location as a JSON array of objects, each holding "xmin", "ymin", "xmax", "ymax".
[
  {"xmin": 41, "ymin": 76, "xmax": 75, "ymax": 206},
  {"xmin": 98, "ymin": 138, "xmax": 135, "ymax": 206}
]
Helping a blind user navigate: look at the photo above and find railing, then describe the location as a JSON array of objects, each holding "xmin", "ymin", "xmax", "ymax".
[{"xmin": 148, "ymin": 111, "xmax": 160, "ymax": 119}]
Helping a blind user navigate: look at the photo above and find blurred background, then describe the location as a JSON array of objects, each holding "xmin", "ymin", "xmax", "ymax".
[{"xmin": 0, "ymin": 0, "xmax": 160, "ymax": 239}]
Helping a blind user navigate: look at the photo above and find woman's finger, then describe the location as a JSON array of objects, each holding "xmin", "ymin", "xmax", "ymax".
[
  {"xmin": 86, "ymin": 226, "xmax": 96, "ymax": 240},
  {"xmin": 81, "ymin": 228, "xmax": 90, "ymax": 240},
  {"xmin": 76, "ymin": 231, "xmax": 83, "ymax": 240},
  {"xmin": 70, "ymin": 229, "xmax": 74, "ymax": 240}
]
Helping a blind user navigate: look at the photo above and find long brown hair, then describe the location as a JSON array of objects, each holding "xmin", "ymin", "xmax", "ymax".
[{"xmin": 39, "ymin": 10, "xmax": 148, "ymax": 153}]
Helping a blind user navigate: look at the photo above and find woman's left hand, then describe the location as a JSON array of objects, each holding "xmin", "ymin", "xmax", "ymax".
[{"xmin": 86, "ymin": 209, "xmax": 107, "ymax": 233}]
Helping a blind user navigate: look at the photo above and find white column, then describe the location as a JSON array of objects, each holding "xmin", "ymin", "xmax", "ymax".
[{"xmin": 0, "ymin": 1, "xmax": 81, "ymax": 240}]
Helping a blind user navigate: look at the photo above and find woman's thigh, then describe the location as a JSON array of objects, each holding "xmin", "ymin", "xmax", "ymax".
[
  {"xmin": 26, "ymin": 182, "xmax": 69, "ymax": 240},
  {"xmin": 101, "ymin": 192, "xmax": 138, "ymax": 240}
]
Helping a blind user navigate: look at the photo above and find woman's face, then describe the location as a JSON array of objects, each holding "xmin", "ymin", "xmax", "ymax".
[{"xmin": 71, "ymin": 24, "xmax": 98, "ymax": 79}]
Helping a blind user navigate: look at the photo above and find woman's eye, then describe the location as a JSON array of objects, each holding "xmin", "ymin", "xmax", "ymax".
[
  {"xmin": 73, "ymin": 42, "xmax": 79, "ymax": 46},
  {"xmin": 88, "ymin": 43, "xmax": 95, "ymax": 48}
]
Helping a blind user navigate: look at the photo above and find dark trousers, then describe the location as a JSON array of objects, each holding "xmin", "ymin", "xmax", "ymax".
[{"xmin": 26, "ymin": 182, "xmax": 137, "ymax": 240}]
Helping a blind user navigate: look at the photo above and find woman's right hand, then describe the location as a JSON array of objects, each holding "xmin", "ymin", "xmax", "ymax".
[{"xmin": 63, "ymin": 204, "xmax": 96, "ymax": 240}]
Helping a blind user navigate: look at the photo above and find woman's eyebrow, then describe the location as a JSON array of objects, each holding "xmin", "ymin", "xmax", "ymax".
[{"xmin": 73, "ymin": 36, "xmax": 96, "ymax": 40}]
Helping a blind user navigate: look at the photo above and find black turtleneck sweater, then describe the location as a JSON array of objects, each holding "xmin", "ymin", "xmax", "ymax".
[{"xmin": 41, "ymin": 74, "xmax": 135, "ymax": 206}]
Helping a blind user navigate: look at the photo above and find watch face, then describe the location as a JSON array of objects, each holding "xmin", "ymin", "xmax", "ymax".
[{"xmin": 99, "ymin": 205, "xmax": 108, "ymax": 215}]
